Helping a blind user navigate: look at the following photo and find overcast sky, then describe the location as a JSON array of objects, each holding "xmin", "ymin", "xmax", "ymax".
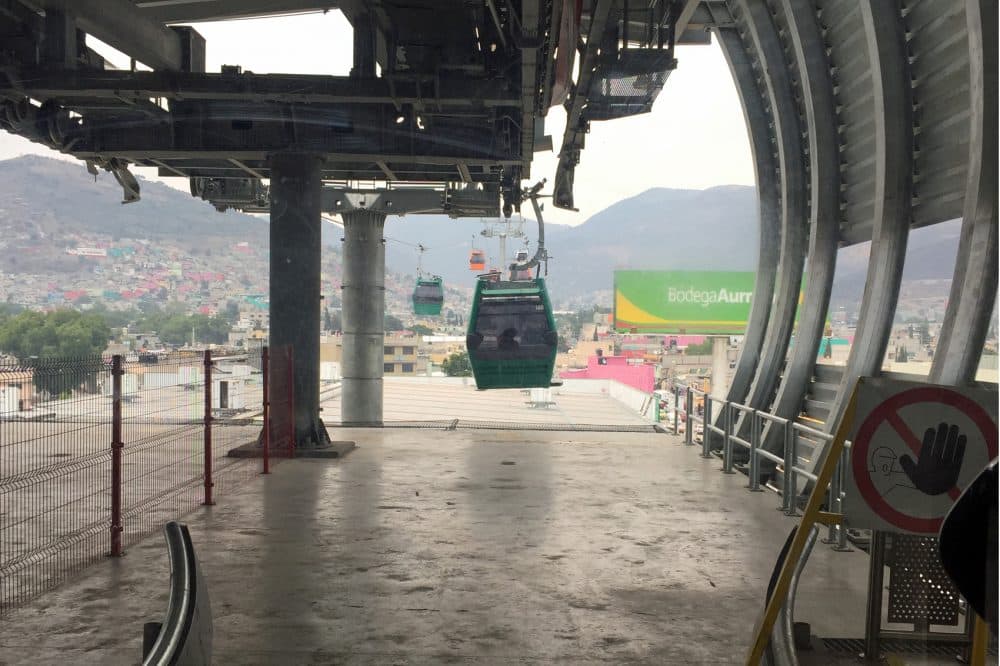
[{"xmin": 0, "ymin": 11, "xmax": 754, "ymax": 226}]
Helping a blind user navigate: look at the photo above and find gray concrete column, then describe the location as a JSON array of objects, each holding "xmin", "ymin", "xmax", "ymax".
[
  {"xmin": 712, "ymin": 25, "xmax": 781, "ymax": 412},
  {"xmin": 930, "ymin": 0, "xmax": 998, "ymax": 386},
  {"xmin": 711, "ymin": 337, "xmax": 730, "ymax": 401},
  {"xmin": 759, "ymin": 0, "xmax": 842, "ymax": 458},
  {"xmin": 340, "ymin": 209, "xmax": 386, "ymax": 426},
  {"xmin": 269, "ymin": 153, "xmax": 329, "ymax": 447}
]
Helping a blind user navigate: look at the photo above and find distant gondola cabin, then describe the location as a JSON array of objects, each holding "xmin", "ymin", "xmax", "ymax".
[
  {"xmin": 412, "ymin": 276, "xmax": 444, "ymax": 316},
  {"xmin": 469, "ymin": 250, "xmax": 486, "ymax": 271}
]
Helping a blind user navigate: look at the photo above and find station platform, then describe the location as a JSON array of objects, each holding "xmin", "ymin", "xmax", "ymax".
[{"xmin": 0, "ymin": 427, "xmax": 977, "ymax": 664}]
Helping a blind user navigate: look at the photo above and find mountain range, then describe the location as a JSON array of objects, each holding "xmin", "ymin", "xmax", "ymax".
[{"xmin": 0, "ymin": 154, "xmax": 961, "ymax": 310}]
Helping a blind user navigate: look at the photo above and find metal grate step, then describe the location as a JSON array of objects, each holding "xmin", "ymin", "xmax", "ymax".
[{"xmin": 821, "ymin": 637, "xmax": 998, "ymax": 657}]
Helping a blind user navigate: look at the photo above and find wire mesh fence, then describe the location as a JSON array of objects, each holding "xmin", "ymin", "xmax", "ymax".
[
  {"xmin": 0, "ymin": 356, "xmax": 112, "ymax": 615},
  {"xmin": 0, "ymin": 349, "xmax": 267, "ymax": 615}
]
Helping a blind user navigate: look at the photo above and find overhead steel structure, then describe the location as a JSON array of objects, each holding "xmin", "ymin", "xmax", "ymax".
[
  {"xmin": 696, "ymin": 0, "xmax": 997, "ymax": 478},
  {"xmin": 0, "ymin": 0, "xmax": 994, "ymax": 442},
  {"xmin": 0, "ymin": 0, "xmax": 695, "ymax": 437}
]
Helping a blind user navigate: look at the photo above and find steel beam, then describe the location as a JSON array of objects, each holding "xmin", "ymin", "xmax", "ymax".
[
  {"xmin": 930, "ymin": 0, "xmax": 998, "ymax": 386},
  {"xmin": 759, "ymin": 0, "xmax": 841, "ymax": 459},
  {"xmin": 711, "ymin": 25, "xmax": 780, "ymax": 433},
  {"xmin": 340, "ymin": 208, "xmax": 387, "ymax": 427},
  {"xmin": 553, "ymin": 0, "xmax": 613, "ymax": 210},
  {"xmin": 822, "ymin": 0, "xmax": 913, "ymax": 438},
  {"xmin": 723, "ymin": 0, "xmax": 808, "ymax": 447},
  {"xmin": 5, "ymin": 69, "xmax": 519, "ymax": 107},
  {"xmin": 100, "ymin": 150, "xmax": 518, "ymax": 167},
  {"xmin": 41, "ymin": 8, "xmax": 77, "ymax": 69},
  {"xmin": 134, "ymin": 0, "xmax": 340, "ymax": 24},
  {"xmin": 268, "ymin": 153, "xmax": 330, "ymax": 448},
  {"xmin": 27, "ymin": 95, "xmax": 515, "ymax": 164},
  {"xmin": 36, "ymin": 0, "xmax": 185, "ymax": 71}
]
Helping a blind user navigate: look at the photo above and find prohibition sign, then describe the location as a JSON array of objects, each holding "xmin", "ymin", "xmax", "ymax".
[{"xmin": 851, "ymin": 386, "xmax": 998, "ymax": 534}]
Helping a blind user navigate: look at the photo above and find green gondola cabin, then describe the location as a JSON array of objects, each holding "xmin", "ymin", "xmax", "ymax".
[
  {"xmin": 412, "ymin": 276, "xmax": 444, "ymax": 316},
  {"xmin": 465, "ymin": 277, "xmax": 558, "ymax": 389}
]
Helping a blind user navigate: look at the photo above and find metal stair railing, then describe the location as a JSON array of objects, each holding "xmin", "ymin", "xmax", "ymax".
[{"xmin": 669, "ymin": 382, "xmax": 851, "ymax": 552}]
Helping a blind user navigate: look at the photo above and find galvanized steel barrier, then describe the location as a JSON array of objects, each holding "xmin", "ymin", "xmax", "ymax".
[
  {"xmin": 0, "ymin": 349, "xmax": 270, "ymax": 615},
  {"xmin": 668, "ymin": 382, "xmax": 850, "ymax": 552}
]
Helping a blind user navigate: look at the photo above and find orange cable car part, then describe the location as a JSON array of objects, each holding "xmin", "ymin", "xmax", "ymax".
[{"xmin": 469, "ymin": 250, "xmax": 486, "ymax": 271}]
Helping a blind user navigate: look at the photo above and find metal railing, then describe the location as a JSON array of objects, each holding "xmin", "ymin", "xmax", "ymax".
[
  {"xmin": 666, "ymin": 383, "xmax": 850, "ymax": 552},
  {"xmin": 0, "ymin": 348, "xmax": 273, "ymax": 615}
]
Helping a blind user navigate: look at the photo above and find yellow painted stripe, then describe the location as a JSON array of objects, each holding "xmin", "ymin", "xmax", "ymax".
[{"xmin": 616, "ymin": 319, "xmax": 747, "ymax": 326}]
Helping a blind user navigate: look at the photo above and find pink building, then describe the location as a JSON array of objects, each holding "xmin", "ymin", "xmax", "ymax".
[{"xmin": 559, "ymin": 355, "xmax": 656, "ymax": 393}]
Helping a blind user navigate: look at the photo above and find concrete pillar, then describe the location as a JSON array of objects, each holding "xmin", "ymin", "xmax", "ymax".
[
  {"xmin": 269, "ymin": 153, "xmax": 329, "ymax": 447},
  {"xmin": 711, "ymin": 337, "xmax": 730, "ymax": 401},
  {"xmin": 340, "ymin": 209, "xmax": 386, "ymax": 426}
]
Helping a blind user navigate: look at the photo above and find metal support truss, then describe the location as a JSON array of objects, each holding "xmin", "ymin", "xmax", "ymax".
[
  {"xmin": 759, "ymin": 0, "xmax": 841, "ymax": 459},
  {"xmin": 723, "ymin": 0, "xmax": 808, "ymax": 447},
  {"xmin": 711, "ymin": 24, "xmax": 780, "ymax": 426},
  {"xmin": 191, "ymin": 180, "xmax": 501, "ymax": 218},
  {"xmin": 930, "ymin": 0, "xmax": 998, "ymax": 386},
  {"xmin": 821, "ymin": 0, "xmax": 914, "ymax": 443},
  {"xmin": 35, "ymin": 0, "xmax": 188, "ymax": 72}
]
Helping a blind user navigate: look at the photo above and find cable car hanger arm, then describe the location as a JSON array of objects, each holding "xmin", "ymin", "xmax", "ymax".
[{"xmin": 509, "ymin": 179, "xmax": 549, "ymax": 275}]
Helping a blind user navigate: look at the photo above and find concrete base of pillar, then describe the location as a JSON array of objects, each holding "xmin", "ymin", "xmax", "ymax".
[
  {"xmin": 229, "ymin": 437, "xmax": 356, "ymax": 459},
  {"xmin": 340, "ymin": 377, "xmax": 383, "ymax": 427}
]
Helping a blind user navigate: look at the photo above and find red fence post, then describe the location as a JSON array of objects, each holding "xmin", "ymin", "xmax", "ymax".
[
  {"xmin": 110, "ymin": 354, "xmax": 123, "ymax": 557},
  {"xmin": 286, "ymin": 346, "xmax": 295, "ymax": 458},
  {"xmin": 262, "ymin": 346, "xmax": 270, "ymax": 474},
  {"xmin": 203, "ymin": 350, "xmax": 214, "ymax": 505}
]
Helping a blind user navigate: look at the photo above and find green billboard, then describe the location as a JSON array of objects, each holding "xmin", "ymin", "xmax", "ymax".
[{"xmin": 614, "ymin": 270, "xmax": 755, "ymax": 334}]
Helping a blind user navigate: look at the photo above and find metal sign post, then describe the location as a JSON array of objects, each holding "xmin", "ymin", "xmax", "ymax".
[
  {"xmin": 844, "ymin": 378, "xmax": 997, "ymax": 661},
  {"xmin": 745, "ymin": 384, "xmax": 858, "ymax": 664},
  {"xmin": 747, "ymin": 376, "xmax": 997, "ymax": 665}
]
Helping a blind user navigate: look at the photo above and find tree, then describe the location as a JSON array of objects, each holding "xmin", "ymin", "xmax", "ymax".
[
  {"xmin": 0, "ymin": 302, "xmax": 23, "ymax": 327},
  {"xmin": 222, "ymin": 300, "xmax": 241, "ymax": 324},
  {"xmin": 684, "ymin": 339, "xmax": 714, "ymax": 355},
  {"xmin": 385, "ymin": 313, "xmax": 405, "ymax": 331},
  {"xmin": 441, "ymin": 351, "xmax": 472, "ymax": 376},
  {"xmin": 132, "ymin": 305, "xmax": 231, "ymax": 347},
  {"xmin": 192, "ymin": 315, "xmax": 231, "ymax": 345},
  {"xmin": 89, "ymin": 302, "xmax": 134, "ymax": 332},
  {"xmin": 409, "ymin": 324, "xmax": 434, "ymax": 336},
  {"xmin": 0, "ymin": 309, "xmax": 111, "ymax": 359}
]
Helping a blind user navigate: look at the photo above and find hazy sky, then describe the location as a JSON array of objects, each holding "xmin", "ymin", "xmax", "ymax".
[{"xmin": 0, "ymin": 11, "xmax": 754, "ymax": 226}]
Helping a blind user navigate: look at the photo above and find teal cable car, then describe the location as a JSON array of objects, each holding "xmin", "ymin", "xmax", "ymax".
[
  {"xmin": 411, "ymin": 244, "xmax": 444, "ymax": 316},
  {"xmin": 466, "ymin": 277, "xmax": 557, "ymax": 389},
  {"xmin": 412, "ymin": 276, "xmax": 444, "ymax": 316}
]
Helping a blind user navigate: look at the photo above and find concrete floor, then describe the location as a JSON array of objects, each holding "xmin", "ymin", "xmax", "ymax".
[{"xmin": 0, "ymin": 428, "xmax": 984, "ymax": 665}]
